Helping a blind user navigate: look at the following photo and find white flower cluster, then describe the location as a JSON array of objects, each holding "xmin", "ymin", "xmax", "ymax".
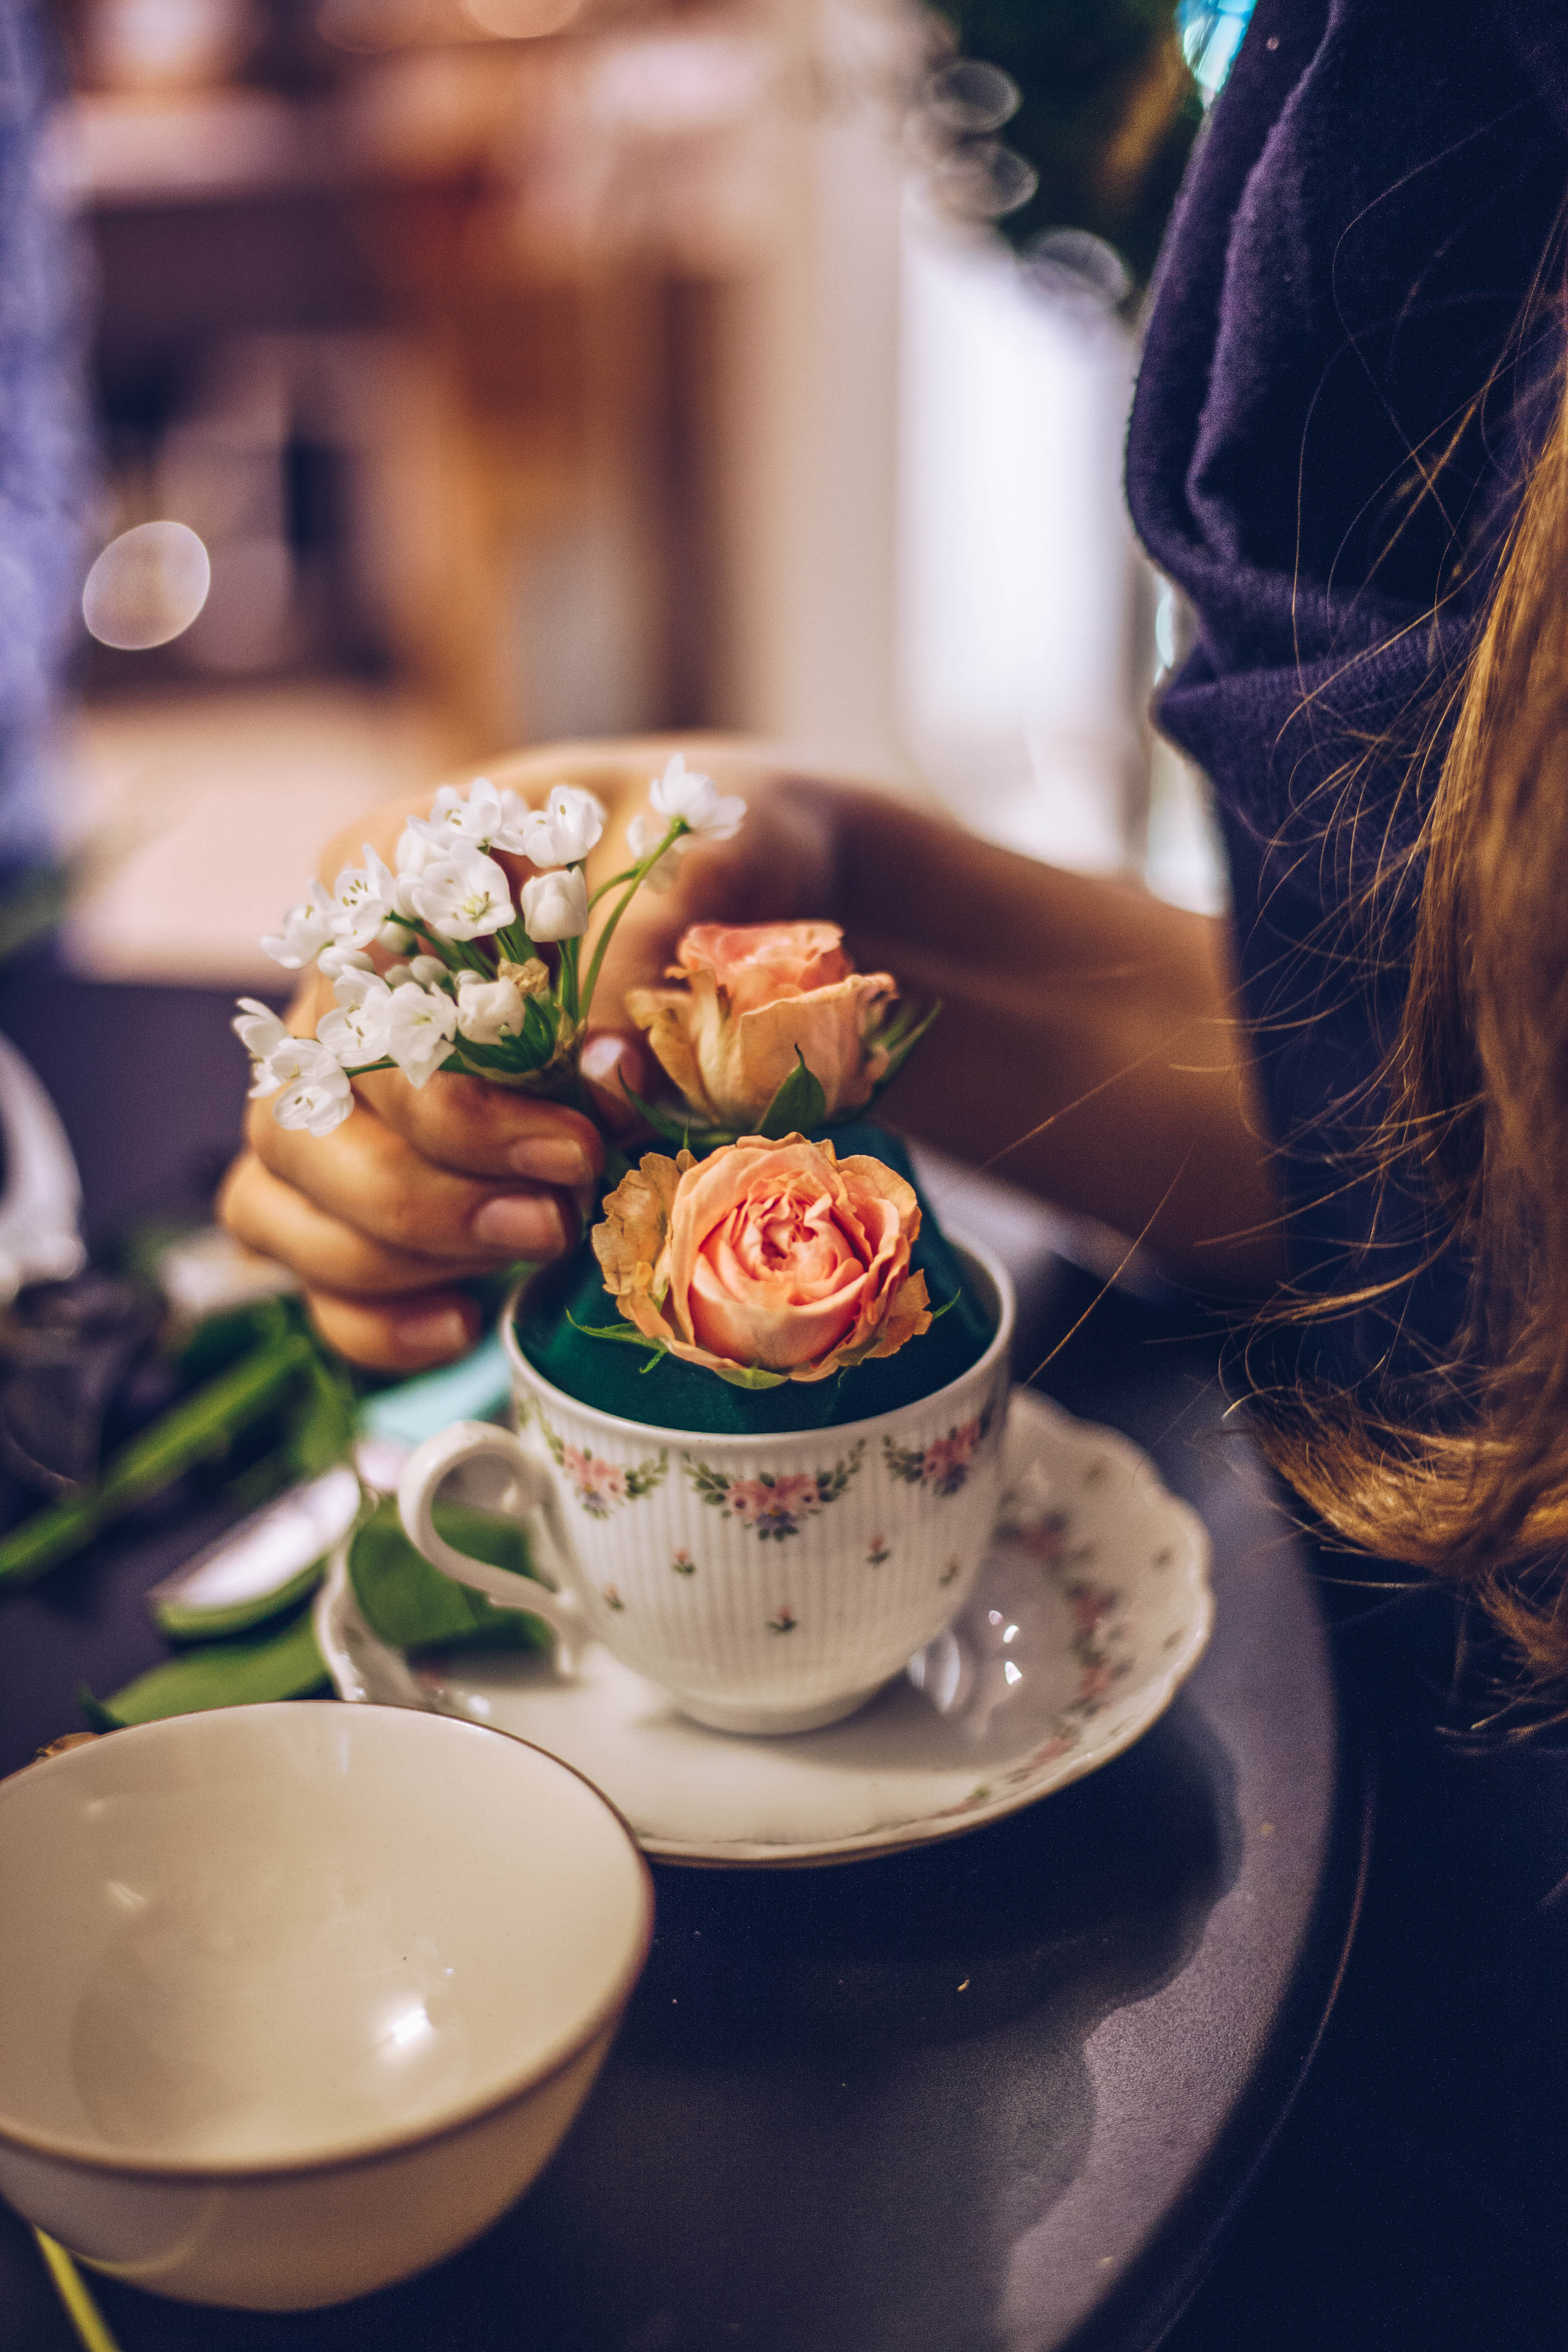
[{"xmin": 237, "ymin": 754, "xmax": 743, "ymax": 1138}]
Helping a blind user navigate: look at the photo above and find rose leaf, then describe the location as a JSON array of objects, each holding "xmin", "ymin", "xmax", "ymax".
[
  {"xmin": 705, "ymin": 1361, "xmax": 792, "ymax": 1390},
  {"xmin": 866, "ymin": 998, "xmax": 943, "ymax": 1102},
  {"xmin": 758, "ymin": 1051, "xmax": 828, "ymax": 1139}
]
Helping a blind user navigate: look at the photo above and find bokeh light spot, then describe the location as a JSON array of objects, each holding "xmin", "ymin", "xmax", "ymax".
[{"xmin": 83, "ymin": 521, "xmax": 212, "ymax": 651}]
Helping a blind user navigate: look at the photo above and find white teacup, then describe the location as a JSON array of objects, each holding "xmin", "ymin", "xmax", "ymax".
[{"xmin": 399, "ymin": 1237, "xmax": 1015, "ymax": 1735}]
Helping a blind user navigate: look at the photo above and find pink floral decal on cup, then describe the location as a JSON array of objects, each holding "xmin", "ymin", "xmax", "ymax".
[
  {"xmin": 533, "ymin": 1410, "xmax": 668, "ymax": 1519},
  {"xmin": 767, "ymin": 1605, "xmax": 797, "ymax": 1634},
  {"xmin": 882, "ymin": 1400, "xmax": 995, "ymax": 1498},
  {"xmin": 684, "ymin": 1439, "xmax": 866, "ymax": 1541}
]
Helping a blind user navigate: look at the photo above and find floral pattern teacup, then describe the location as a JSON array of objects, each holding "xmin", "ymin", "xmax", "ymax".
[{"xmin": 397, "ymin": 1238, "xmax": 1015, "ymax": 1735}]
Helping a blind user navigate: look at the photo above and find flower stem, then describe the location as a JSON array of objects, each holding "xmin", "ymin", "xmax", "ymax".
[
  {"xmin": 585, "ymin": 864, "xmax": 640, "ymax": 910},
  {"xmin": 578, "ymin": 820, "xmax": 686, "ymax": 1020},
  {"xmin": 558, "ymin": 934, "xmax": 581, "ymax": 1022}
]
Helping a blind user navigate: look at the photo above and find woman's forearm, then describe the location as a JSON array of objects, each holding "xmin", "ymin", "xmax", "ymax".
[{"xmin": 824, "ymin": 788, "xmax": 1286, "ymax": 1293}]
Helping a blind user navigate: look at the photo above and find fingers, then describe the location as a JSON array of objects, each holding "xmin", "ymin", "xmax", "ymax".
[
  {"xmin": 244, "ymin": 1092, "xmax": 576, "ymax": 1264},
  {"xmin": 305, "ymin": 1286, "xmax": 482, "ymax": 1374},
  {"xmin": 578, "ymin": 1032, "xmax": 651, "ymax": 1133},
  {"xmin": 218, "ymin": 1151, "xmax": 486, "ymax": 1371},
  {"xmin": 351, "ymin": 1065, "xmax": 603, "ymax": 1186},
  {"xmin": 220, "ymin": 1150, "xmax": 469, "ymax": 1295}
]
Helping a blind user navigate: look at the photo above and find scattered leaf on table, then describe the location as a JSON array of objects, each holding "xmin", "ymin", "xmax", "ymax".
[
  {"xmin": 79, "ymin": 1605, "xmax": 328, "ymax": 1730},
  {"xmin": 148, "ymin": 1464, "xmax": 364, "ymax": 1640},
  {"xmin": 349, "ymin": 1494, "xmax": 548, "ymax": 1652},
  {"xmin": 0, "ymin": 1329, "xmax": 315, "ymax": 1591}
]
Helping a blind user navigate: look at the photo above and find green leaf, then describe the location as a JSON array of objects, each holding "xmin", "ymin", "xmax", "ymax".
[
  {"xmin": 348, "ymin": 1494, "xmax": 549, "ymax": 1652},
  {"xmin": 79, "ymin": 1606, "xmax": 328, "ymax": 1729},
  {"xmin": 152, "ymin": 1556, "xmax": 327, "ymax": 1643},
  {"xmin": 613, "ymin": 1076, "xmax": 706, "ymax": 1148},
  {"xmin": 284, "ymin": 1352, "xmax": 358, "ymax": 1480},
  {"xmin": 865, "ymin": 999, "xmax": 942, "ymax": 1101},
  {"xmin": 757, "ymin": 1052, "xmax": 827, "ymax": 1139},
  {"xmin": 520, "ymin": 993, "xmax": 557, "ymax": 1060},
  {"xmin": 0, "ymin": 1331, "xmax": 315, "ymax": 1591},
  {"xmin": 567, "ymin": 1310, "xmax": 668, "ymax": 1351},
  {"xmin": 706, "ymin": 1360, "xmax": 791, "ymax": 1390}
]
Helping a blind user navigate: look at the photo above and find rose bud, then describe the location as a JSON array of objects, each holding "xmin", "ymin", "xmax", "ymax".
[
  {"xmin": 591, "ymin": 1133, "xmax": 932, "ymax": 1386},
  {"xmin": 625, "ymin": 921, "xmax": 897, "ymax": 1130}
]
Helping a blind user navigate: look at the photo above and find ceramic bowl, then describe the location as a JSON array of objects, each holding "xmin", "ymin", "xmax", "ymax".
[{"xmin": 0, "ymin": 1703, "xmax": 653, "ymax": 2311}]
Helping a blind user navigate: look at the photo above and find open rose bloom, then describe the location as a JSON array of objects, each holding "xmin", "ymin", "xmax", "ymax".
[
  {"xmin": 592, "ymin": 1133, "xmax": 932, "ymax": 1388},
  {"xmin": 626, "ymin": 922, "xmax": 899, "ymax": 1131}
]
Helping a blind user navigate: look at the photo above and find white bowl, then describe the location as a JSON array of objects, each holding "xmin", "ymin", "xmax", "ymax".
[{"xmin": 0, "ymin": 1704, "xmax": 653, "ymax": 2310}]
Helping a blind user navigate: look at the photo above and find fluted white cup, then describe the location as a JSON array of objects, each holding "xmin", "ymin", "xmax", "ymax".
[{"xmin": 398, "ymin": 1236, "xmax": 1014, "ymax": 1735}]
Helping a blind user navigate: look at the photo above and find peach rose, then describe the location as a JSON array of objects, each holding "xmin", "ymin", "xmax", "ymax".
[
  {"xmin": 591, "ymin": 1133, "xmax": 932, "ymax": 1386},
  {"xmin": 625, "ymin": 921, "xmax": 897, "ymax": 1130}
]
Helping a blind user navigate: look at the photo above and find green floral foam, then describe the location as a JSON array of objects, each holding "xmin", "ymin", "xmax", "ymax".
[{"xmin": 516, "ymin": 1123, "xmax": 997, "ymax": 1436}]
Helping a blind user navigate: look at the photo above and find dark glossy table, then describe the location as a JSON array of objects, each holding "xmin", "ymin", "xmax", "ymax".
[{"xmin": 0, "ymin": 971, "xmax": 1364, "ymax": 2352}]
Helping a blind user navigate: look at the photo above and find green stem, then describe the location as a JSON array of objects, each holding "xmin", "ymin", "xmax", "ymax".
[
  {"xmin": 585, "ymin": 865, "xmax": 640, "ymax": 911},
  {"xmin": 559, "ymin": 934, "xmax": 581, "ymax": 1022},
  {"xmin": 578, "ymin": 821, "xmax": 686, "ymax": 1021},
  {"xmin": 410, "ymin": 930, "xmax": 465, "ymax": 972},
  {"xmin": 0, "ymin": 1332, "xmax": 315, "ymax": 1590}
]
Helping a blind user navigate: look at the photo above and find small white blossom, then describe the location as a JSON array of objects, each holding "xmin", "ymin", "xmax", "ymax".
[
  {"xmin": 376, "ymin": 919, "xmax": 410, "ymax": 951},
  {"xmin": 647, "ymin": 752, "xmax": 745, "ymax": 843},
  {"xmin": 234, "ymin": 999, "xmax": 289, "ymax": 1092},
  {"xmin": 407, "ymin": 849, "xmax": 515, "ymax": 941},
  {"xmin": 387, "ymin": 983, "xmax": 458, "ymax": 1088},
  {"xmin": 261, "ymin": 881, "xmax": 334, "ymax": 970},
  {"xmin": 456, "ymin": 973, "xmax": 526, "ymax": 1045},
  {"xmin": 329, "ymin": 848, "xmax": 399, "ymax": 950},
  {"xmin": 265, "ymin": 1039, "xmax": 354, "ymax": 1137},
  {"xmin": 319, "ymin": 943, "xmax": 374, "ymax": 980},
  {"xmin": 407, "ymin": 954, "xmax": 451, "ymax": 988},
  {"xmin": 517, "ymin": 784, "xmax": 605, "ymax": 870},
  {"xmin": 627, "ymin": 809, "xmax": 687, "ymax": 894},
  {"xmin": 393, "ymin": 821, "xmax": 445, "ymax": 918},
  {"xmin": 423, "ymin": 776, "xmax": 533, "ymax": 854},
  {"xmin": 317, "ymin": 970, "xmax": 395, "ymax": 1068},
  {"xmin": 521, "ymin": 865, "xmax": 589, "ymax": 941}
]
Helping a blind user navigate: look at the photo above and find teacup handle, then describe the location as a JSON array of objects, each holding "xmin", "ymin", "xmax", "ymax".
[{"xmin": 397, "ymin": 1420, "xmax": 590, "ymax": 1676}]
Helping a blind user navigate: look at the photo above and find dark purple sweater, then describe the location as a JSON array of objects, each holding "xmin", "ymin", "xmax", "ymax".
[{"xmin": 1126, "ymin": 0, "xmax": 1568, "ymax": 1387}]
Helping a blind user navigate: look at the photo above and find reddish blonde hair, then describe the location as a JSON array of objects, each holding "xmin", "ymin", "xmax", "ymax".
[{"xmin": 1250, "ymin": 353, "xmax": 1568, "ymax": 1695}]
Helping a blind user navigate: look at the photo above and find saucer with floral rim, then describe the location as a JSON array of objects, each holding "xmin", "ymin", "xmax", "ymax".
[{"xmin": 318, "ymin": 1388, "xmax": 1212, "ymax": 1867}]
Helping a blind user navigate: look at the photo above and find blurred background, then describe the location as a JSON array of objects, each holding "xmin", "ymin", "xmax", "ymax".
[{"xmin": 35, "ymin": 0, "xmax": 1240, "ymax": 998}]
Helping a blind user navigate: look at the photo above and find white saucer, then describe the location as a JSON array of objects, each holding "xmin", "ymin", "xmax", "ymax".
[{"xmin": 318, "ymin": 1389, "xmax": 1213, "ymax": 1867}]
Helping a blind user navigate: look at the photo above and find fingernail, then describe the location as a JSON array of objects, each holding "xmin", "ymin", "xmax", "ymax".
[
  {"xmin": 580, "ymin": 1032, "xmax": 646, "ymax": 1093},
  {"xmin": 471, "ymin": 1194, "xmax": 570, "ymax": 1254},
  {"xmin": 392, "ymin": 1304, "xmax": 469, "ymax": 1358},
  {"xmin": 506, "ymin": 1135, "xmax": 594, "ymax": 1185}
]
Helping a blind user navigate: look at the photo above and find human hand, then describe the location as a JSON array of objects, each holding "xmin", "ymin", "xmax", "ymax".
[{"xmin": 219, "ymin": 737, "xmax": 842, "ymax": 1370}]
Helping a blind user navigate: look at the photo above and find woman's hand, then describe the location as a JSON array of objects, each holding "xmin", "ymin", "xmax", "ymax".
[{"xmin": 218, "ymin": 738, "xmax": 841, "ymax": 1371}]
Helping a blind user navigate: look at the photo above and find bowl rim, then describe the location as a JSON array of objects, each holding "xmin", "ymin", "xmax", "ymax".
[
  {"xmin": 504, "ymin": 1228, "xmax": 1016, "ymax": 1450},
  {"xmin": 0, "ymin": 1702, "xmax": 655, "ymax": 2182}
]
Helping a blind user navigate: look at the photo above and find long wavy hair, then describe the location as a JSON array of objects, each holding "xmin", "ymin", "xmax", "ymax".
[{"xmin": 1246, "ymin": 320, "xmax": 1568, "ymax": 1704}]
